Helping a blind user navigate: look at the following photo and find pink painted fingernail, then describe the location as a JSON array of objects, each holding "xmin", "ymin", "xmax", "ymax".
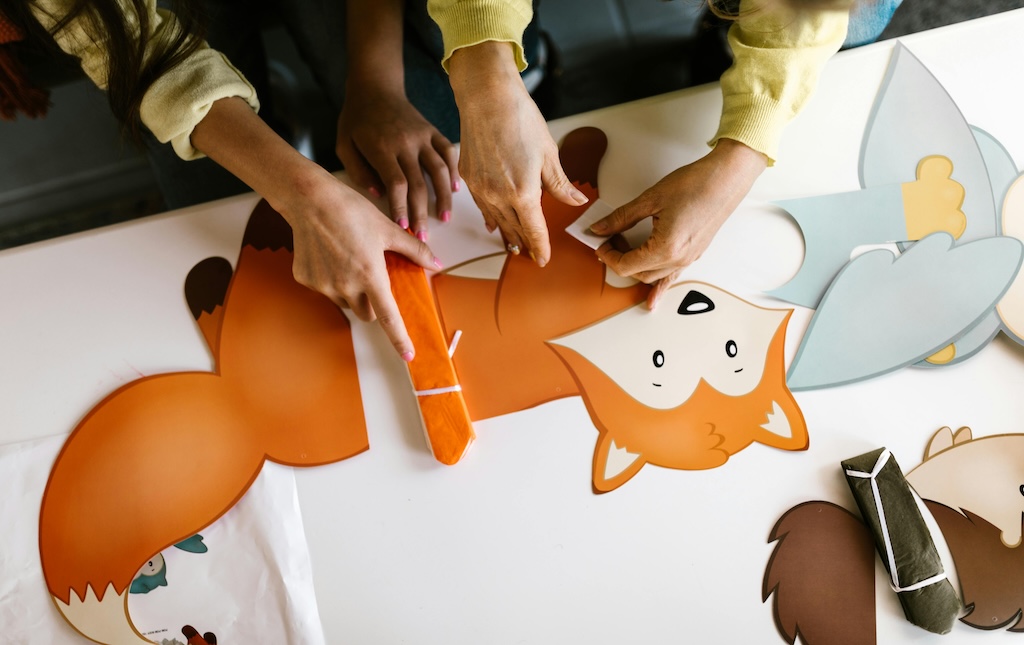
[
  {"xmin": 453, "ymin": 180, "xmax": 461, "ymax": 192},
  {"xmin": 441, "ymin": 210, "xmax": 451, "ymax": 223},
  {"xmin": 433, "ymin": 257, "xmax": 444, "ymax": 269},
  {"xmin": 401, "ymin": 351, "xmax": 414, "ymax": 362},
  {"xmin": 369, "ymin": 186, "xmax": 381, "ymax": 198},
  {"xmin": 398, "ymin": 217, "xmax": 409, "ymax": 230},
  {"xmin": 417, "ymin": 230, "xmax": 429, "ymax": 242}
]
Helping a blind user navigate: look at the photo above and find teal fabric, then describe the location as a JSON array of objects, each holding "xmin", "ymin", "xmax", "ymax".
[{"xmin": 844, "ymin": 0, "xmax": 904, "ymax": 48}]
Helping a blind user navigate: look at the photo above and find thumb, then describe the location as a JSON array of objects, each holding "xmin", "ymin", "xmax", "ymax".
[
  {"xmin": 590, "ymin": 195, "xmax": 650, "ymax": 236},
  {"xmin": 387, "ymin": 226, "xmax": 444, "ymax": 273},
  {"xmin": 541, "ymin": 154, "xmax": 589, "ymax": 207}
]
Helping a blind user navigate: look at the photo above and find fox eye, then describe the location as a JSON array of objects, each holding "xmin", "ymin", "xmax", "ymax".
[
  {"xmin": 726, "ymin": 340, "xmax": 738, "ymax": 357},
  {"xmin": 653, "ymin": 350, "xmax": 665, "ymax": 368}
]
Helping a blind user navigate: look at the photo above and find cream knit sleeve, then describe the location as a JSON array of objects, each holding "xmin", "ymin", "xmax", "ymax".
[
  {"xmin": 427, "ymin": 0, "xmax": 533, "ymax": 72},
  {"xmin": 710, "ymin": 0, "xmax": 848, "ymax": 165},
  {"xmin": 31, "ymin": 0, "xmax": 259, "ymax": 160}
]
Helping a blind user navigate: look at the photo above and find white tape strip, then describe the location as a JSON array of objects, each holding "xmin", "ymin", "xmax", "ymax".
[{"xmin": 845, "ymin": 449, "xmax": 948, "ymax": 593}]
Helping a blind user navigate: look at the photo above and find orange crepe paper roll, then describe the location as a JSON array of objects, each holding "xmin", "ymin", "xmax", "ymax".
[{"xmin": 385, "ymin": 250, "xmax": 475, "ymax": 465}]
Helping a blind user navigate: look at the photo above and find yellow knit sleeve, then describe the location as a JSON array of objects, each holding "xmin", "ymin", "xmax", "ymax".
[
  {"xmin": 30, "ymin": 0, "xmax": 259, "ymax": 161},
  {"xmin": 709, "ymin": 0, "xmax": 848, "ymax": 165},
  {"xmin": 427, "ymin": 0, "xmax": 533, "ymax": 72}
]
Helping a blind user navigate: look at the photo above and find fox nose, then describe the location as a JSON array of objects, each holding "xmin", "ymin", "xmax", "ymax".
[{"xmin": 677, "ymin": 290, "xmax": 715, "ymax": 315}]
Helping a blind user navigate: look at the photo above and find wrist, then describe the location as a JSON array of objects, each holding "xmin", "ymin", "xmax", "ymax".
[
  {"xmin": 709, "ymin": 138, "xmax": 768, "ymax": 182},
  {"xmin": 448, "ymin": 41, "xmax": 522, "ymax": 104},
  {"xmin": 268, "ymin": 163, "xmax": 350, "ymax": 225}
]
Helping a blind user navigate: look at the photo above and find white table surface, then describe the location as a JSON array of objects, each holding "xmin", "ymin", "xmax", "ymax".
[{"xmin": 5, "ymin": 11, "xmax": 1024, "ymax": 644}]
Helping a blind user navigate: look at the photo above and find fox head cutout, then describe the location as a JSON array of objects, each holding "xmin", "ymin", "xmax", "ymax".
[
  {"xmin": 548, "ymin": 283, "xmax": 806, "ymax": 493},
  {"xmin": 38, "ymin": 202, "xmax": 368, "ymax": 645}
]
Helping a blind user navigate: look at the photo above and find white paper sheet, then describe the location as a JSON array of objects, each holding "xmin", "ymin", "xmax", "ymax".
[{"xmin": 0, "ymin": 435, "xmax": 325, "ymax": 644}]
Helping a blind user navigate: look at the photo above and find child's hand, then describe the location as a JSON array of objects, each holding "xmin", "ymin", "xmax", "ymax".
[
  {"xmin": 592, "ymin": 139, "xmax": 767, "ymax": 309},
  {"xmin": 336, "ymin": 88, "xmax": 459, "ymax": 241}
]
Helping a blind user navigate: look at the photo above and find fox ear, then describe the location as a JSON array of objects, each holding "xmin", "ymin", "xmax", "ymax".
[{"xmin": 593, "ymin": 431, "xmax": 645, "ymax": 493}]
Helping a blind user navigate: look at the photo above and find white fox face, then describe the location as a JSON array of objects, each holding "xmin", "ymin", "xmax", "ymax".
[{"xmin": 549, "ymin": 284, "xmax": 788, "ymax": 409}]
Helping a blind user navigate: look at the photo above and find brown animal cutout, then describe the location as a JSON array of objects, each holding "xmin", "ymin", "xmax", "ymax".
[{"xmin": 764, "ymin": 426, "xmax": 1024, "ymax": 643}]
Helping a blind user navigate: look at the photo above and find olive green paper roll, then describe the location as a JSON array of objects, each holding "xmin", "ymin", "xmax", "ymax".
[{"xmin": 842, "ymin": 447, "xmax": 961, "ymax": 634}]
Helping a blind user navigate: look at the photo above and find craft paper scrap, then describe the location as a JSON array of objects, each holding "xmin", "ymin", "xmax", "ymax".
[
  {"xmin": 1, "ymin": 435, "xmax": 325, "ymax": 644},
  {"xmin": 566, "ymin": 198, "xmax": 615, "ymax": 249},
  {"xmin": 842, "ymin": 447, "xmax": 961, "ymax": 635}
]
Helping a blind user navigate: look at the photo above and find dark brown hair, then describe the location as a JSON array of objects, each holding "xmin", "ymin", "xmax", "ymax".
[{"xmin": 1, "ymin": 0, "xmax": 205, "ymax": 138}]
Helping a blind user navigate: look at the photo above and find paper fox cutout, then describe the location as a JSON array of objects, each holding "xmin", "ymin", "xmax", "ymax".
[
  {"xmin": 764, "ymin": 427, "xmax": 1024, "ymax": 644},
  {"xmin": 39, "ymin": 203, "xmax": 369, "ymax": 644},
  {"xmin": 550, "ymin": 283, "xmax": 807, "ymax": 492},
  {"xmin": 434, "ymin": 128, "xmax": 807, "ymax": 492}
]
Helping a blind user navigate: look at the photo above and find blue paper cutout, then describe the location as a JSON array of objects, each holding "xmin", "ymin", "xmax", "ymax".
[
  {"xmin": 787, "ymin": 233, "xmax": 1023, "ymax": 391},
  {"xmin": 859, "ymin": 43, "xmax": 997, "ymax": 243}
]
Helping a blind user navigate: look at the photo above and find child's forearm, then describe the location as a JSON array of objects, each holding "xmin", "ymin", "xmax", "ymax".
[{"xmin": 346, "ymin": 0, "xmax": 406, "ymax": 97}]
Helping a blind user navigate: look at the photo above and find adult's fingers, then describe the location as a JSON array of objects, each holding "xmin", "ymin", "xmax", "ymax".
[
  {"xmin": 367, "ymin": 282, "xmax": 415, "ymax": 360},
  {"xmin": 541, "ymin": 153, "xmax": 588, "ymax": 208},
  {"xmin": 590, "ymin": 194, "xmax": 653, "ymax": 237},
  {"xmin": 647, "ymin": 269, "xmax": 683, "ymax": 310},
  {"xmin": 596, "ymin": 239, "xmax": 659, "ymax": 277},
  {"xmin": 512, "ymin": 198, "xmax": 551, "ymax": 266},
  {"xmin": 387, "ymin": 224, "xmax": 442, "ymax": 272}
]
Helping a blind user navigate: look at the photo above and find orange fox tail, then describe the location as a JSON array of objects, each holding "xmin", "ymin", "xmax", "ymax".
[{"xmin": 39, "ymin": 202, "xmax": 369, "ymax": 643}]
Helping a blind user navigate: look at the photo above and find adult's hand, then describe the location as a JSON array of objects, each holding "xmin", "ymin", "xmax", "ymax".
[
  {"xmin": 448, "ymin": 41, "xmax": 588, "ymax": 266},
  {"xmin": 336, "ymin": 88, "xmax": 459, "ymax": 242},
  {"xmin": 192, "ymin": 96, "xmax": 440, "ymax": 360},
  {"xmin": 279, "ymin": 172, "xmax": 441, "ymax": 360},
  {"xmin": 592, "ymin": 139, "xmax": 767, "ymax": 308}
]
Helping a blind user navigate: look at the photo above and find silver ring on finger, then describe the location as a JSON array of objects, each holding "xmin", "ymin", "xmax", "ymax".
[{"xmin": 507, "ymin": 243, "xmax": 521, "ymax": 255}]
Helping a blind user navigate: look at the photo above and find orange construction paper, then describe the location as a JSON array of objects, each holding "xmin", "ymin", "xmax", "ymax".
[
  {"xmin": 432, "ymin": 127, "xmax": 650, "ymax": 421},
  {"xmin": 39, "ymin": 202, "xmax": 368, "ymax": 644},
  {"xmin": 386, "ymin": 249, "xmax": 475, "ymax": 465}
]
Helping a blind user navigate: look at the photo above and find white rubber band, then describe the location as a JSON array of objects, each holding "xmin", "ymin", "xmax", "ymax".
[
  {"xmin": 415, "ymin": 385, "xmax": 462, "ymax": 397},
  {"xmin": 846, "ymin": 449, "xmax": 948, "ymax": 594},
  {"xmin": 448, "ymin": 330, "xmax": 463, "ymax": 358}
]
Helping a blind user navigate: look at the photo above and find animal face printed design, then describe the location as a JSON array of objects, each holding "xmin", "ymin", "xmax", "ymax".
[
  {"xmin": 549, "ymin": 282, "xmax": 807, "ymax": 492},
  {"xmin": 551, "ymin": 285, "xmax": 786, "ymax": 409}
]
